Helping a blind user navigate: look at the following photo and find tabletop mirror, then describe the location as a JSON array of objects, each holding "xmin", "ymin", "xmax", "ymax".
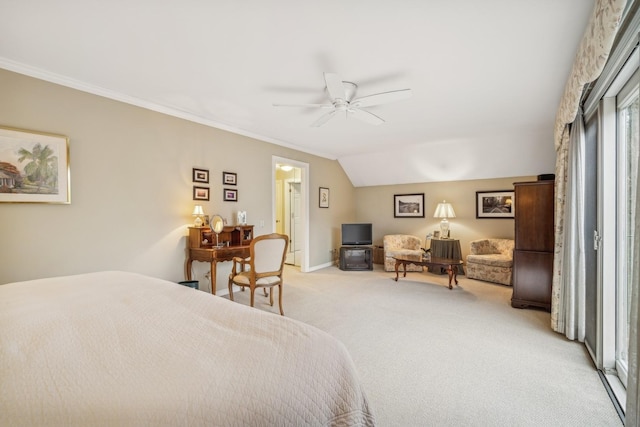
[{"xmin": 211, "ymin": 214, "xmax": 224, "ymax": 247}]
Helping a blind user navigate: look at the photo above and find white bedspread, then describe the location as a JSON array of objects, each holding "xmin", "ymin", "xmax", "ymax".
[{"xmin": 0, "ymin": 271, "xmax": 375, "ymax": 426}]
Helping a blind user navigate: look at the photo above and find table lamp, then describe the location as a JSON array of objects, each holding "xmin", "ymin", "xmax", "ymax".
[
  {"xmin": 434, "ymin": 200, "xmax": 456, "ymax": 238},
  {"xmin": 192, "ymin": 205, "xmax": 205, "ymax": 227}
]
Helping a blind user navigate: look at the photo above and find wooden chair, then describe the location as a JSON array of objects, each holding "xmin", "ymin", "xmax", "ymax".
[{"xmin": 227, "ymin": 233, "xmax": 289, "ymax": 315}]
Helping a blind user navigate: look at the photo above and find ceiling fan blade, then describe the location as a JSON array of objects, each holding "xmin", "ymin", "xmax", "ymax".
[
  {"xmin": 311, "ymin": 110, "xmax": 338, "ymax": 127},
  {"xmin": 272, "ymin": 103, "xmax": 333, "ymax": 108},
  {"xmin": 323, "ymin": 72, "xmax": 346, "ymax": 101},
  {"xmin": 351, "ymin": 89, "xmax": 412, "ymax": 108},
  {"xmin": 349, "ymin": 108, "xmax": 384, "ymax": 125}
]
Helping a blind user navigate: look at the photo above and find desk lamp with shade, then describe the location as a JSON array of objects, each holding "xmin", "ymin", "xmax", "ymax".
[
  {"xmin": 192, "ymin": 205, "xmax": 205, "ymax": 227},
  {"xmin": 434, "ymin": 200, "xmax": 456, "ymax": 238}
]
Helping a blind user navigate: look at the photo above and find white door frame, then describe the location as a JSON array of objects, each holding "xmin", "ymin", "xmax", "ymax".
[{"xmin": 272, "ymin": 156, "xmax": 310, "ymax": 272}]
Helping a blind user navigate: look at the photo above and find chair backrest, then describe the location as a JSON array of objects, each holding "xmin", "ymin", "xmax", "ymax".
[
  {"xmin": 384, "ymin": 234, "xmax": 422, "ymax": 251},
  {"xmin": 470, "ymin": 238, "xmax": 514, "ymax": 256},
  {"xmin": 250, "ymin": 233, "xmax": 289, "ymax": 276}
]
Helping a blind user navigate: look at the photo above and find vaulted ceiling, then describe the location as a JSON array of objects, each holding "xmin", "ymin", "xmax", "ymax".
[{"xmin": 0, "ymin": 0, "xmax": 594, "ymax": 186}]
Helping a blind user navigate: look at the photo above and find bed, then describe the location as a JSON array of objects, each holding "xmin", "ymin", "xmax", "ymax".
[{"xmin": 0, "ymin": 271, "xmax": 375, "ymax": 426}]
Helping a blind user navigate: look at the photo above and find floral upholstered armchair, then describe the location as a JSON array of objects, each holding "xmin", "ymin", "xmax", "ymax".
[
  {"xmin": 465, "ymin": 239, "xmax": 514, "ymax": 285},
  {"xmin": 383, "ymin": 235, "xmax": 423, "ymax": 272}
]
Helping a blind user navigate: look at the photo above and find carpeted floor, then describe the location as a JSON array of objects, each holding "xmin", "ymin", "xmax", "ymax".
[{"xmin": 224, "ymin": 264, "xmax": 622, "ymax": 426}]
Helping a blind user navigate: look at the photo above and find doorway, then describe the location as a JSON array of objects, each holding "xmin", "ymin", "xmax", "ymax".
[
  {"xmin": 284, "ymin": 175, "xmax": 302, "ymax": 265},
  {"xmin": 273, "ymin": 156, "xmax": 310, "ymax": 272}
]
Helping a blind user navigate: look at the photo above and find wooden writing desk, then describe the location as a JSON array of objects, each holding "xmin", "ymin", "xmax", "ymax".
[{"xmin": 185, "ymin": 225, "xmax": 253, "ymax": 294}]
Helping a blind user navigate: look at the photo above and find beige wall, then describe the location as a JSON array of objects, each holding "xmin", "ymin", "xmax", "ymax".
[
  {"xmin": 0, "ymin": 68, "xmax": 541, "ymax": 288},
  {"xmin": 354, "ymin": 176, "xmax": 536, "ymax": 260},
  {"xmin": 0, "ymin": 69, "xmax": 357, "ymax": 288}
]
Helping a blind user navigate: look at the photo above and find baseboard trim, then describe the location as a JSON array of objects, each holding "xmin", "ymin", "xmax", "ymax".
[{"xmin": 308, "ymin": 261, "xmax": 334, "ymax": 272}]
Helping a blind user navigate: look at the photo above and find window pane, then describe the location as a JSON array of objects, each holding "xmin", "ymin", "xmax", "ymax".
[{"xmin": 617, "ymin": 89, "xmax": 638, "ymax": 381}]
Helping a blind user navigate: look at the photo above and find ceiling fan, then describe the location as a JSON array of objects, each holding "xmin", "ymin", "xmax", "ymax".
[{"xmin": 273, "ymin": 72, "xmax": 412, "ymax": 127}]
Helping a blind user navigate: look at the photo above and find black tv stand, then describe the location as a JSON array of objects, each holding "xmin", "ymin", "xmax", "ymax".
[{"xmin": 339, "ymin": 246, "xmax": 373, "ymax": 271}]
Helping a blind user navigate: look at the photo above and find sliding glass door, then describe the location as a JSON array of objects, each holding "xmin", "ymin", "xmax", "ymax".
[{"xmin": 614, "ymin": 68, "xmax": 639, "ymax": 387}]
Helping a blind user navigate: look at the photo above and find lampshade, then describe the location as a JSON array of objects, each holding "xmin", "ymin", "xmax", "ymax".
[
  {"xmin": 192, "ymin": 205, "xmax": 204, "ymax": 227},
  {"xmin": 192, "ymin": 205, "xmax": 204, "ymax": 216},
  {"xmin": 433, "ymin": 201, "xmax": 456, "ymax": 218},
  {"xmin": 433, "ymin": 200, "xmax": 455, "ymax": 238}
]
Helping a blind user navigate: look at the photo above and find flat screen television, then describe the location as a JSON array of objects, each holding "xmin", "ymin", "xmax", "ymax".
[{"xmin": 341, "ymin": 223, "xmax": 373, "ymax": 246}]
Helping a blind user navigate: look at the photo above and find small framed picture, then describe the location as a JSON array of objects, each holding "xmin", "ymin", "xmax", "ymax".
[
  {"xmin": 319, "ymin": 187, "xmax": 329, "ymax": 208},
  {"xmin": 433, "ymin": 231, "xmax": 441, "ymax": 239},
  {"xmin": 223, "ymin": 171, "xmax": 237, "ymax": 186},
  {"xmin": 224, "ymin": 188, "xmax": 238, "ymax": 202},
  {"xmin": 394, "ymin": 193, "xmax": 425, "ymax": 218},
  {"xmin": 476, "ymin": 190, "xmax": 515, "ymax": 218},
  {"xmin": 192, "ymin": 168, "xmax": 209, "ymax": 183},
  {"xmin": 193, "ymin": 186, "xmax": 210, "ymax": 201}
]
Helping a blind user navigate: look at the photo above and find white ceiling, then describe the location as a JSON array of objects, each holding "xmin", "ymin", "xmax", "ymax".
[{"xmin": 0, "ymin": 0, "xmax": 594, "ymax": 186}]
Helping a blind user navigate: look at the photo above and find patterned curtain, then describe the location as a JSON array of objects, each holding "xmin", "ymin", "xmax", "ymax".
[
  {"xmin": 551, "ymin": 0, "xmax": 626, "ymax": 333},
  {"xmin": 553, "ymin": 110, "xmax": 587, "ymax": 341}
]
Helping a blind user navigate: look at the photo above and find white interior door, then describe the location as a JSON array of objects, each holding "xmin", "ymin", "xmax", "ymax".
[
  {"xmin": 276, "ymin": 179, "xmax": 284, "ymax": 235},
  {"xmin": 285, "ymin": 179, "xmax": 302, "ymax": 266}
]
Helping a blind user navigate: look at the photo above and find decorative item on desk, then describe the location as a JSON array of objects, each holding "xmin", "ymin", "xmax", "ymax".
[
  {"xmin": 237, "ymin": 210, "xmax": 247, "ymax": 225},
  {"xmin": 434, "ymin": 200, "xmax": 456, "ymax": 238},
  {"xmin": 211, "ymin": 214, "xmax": 225, "ymax": 247},
  {"xmin": 192, "ymin": 205, "xmax": 205, "ymax": 227}
]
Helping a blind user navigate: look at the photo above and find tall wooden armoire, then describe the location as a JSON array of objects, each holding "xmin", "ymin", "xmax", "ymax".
[{"xmin": 511, "ymin": 180, "xmax": 555, "ymax": 311}]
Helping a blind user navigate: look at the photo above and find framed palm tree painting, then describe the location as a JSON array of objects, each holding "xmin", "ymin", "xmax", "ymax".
[{"xmin": 0, "ymin": 126, "xmax": 70, "ymax": 203}]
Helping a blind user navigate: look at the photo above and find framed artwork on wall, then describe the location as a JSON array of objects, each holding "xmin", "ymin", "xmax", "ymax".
[
  {"xmin": 394, "ymin": 193, "xmax": 424, "ymax": 218},
  {"xmin": 475, "ymin": 190, "xmax": 515, "ymax": 218},
  {"xmin": 0, "ymin": 126, "xmax": 70, "ymax": 204},
  {"xmin": 193, "ymin": 186, "xmax": 210, "ymax": 201},
  {"xmin": 224, "ymin": 188, "xmax": 237, "ymax": 202},
  {"xmin": 192, "ymin": 168, "xmax": 209, "ymax": 183},
  {"xmin": 319, "ymin": 187, "xmax": 329, "ymax": 208},
  {"xmin": 223, "ymin": 171, "xmax": 237, "ymax": 185}
]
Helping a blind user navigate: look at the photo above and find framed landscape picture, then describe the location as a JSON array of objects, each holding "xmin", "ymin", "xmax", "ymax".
[
  {"xmin": 476, "ymin": 190, "xmax": 514, "ymax": 218},
  {"xmin": 394, "ymin": 193, "xmax": 424, "ymax": 218},
  {"xmin": 192, "ymin": 168, "xmax": 209, "ymax": 183},
  {"xmin": 0, "ymin": 126, "xmax": 70, "ymax": 204},
  {"xmin": 193, "ymin": 186, "xmax": 210, "ymax": 201},
  {"xmin": 224, "ymin": 188, "xmax": 237, "ymax": 202},
  {"xmin": 223, "ymin": 171, "xmax": 237, "ymax": 185}
]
